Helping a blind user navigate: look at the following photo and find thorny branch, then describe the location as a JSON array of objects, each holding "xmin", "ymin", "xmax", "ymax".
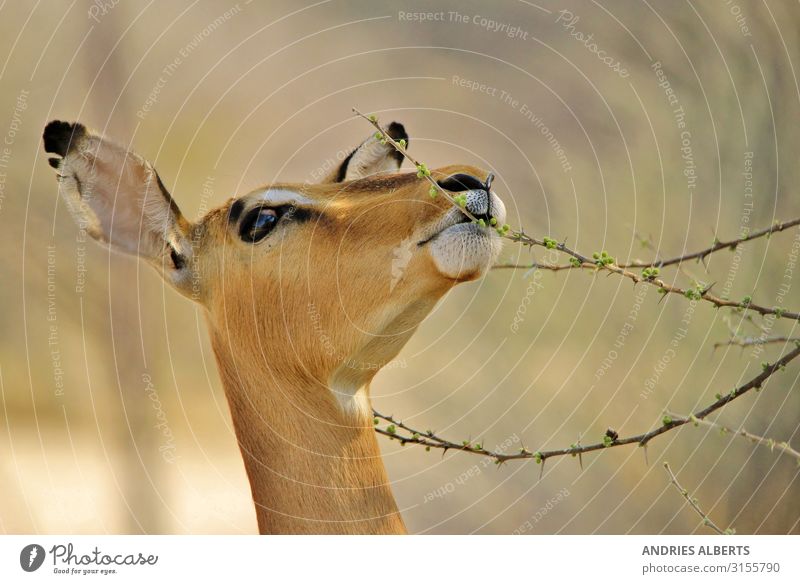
[
  {"xmin": 353, "ymin": 109, "xmax": 484, "ymax": 226},
  {"xmin": 357, "ymin": 109, "xmax": 800, "ymax": 471},
  {"xmin": 356, "ymin": 109, "xmax": 800, "ymax": 325},
  {"xmin": 667, "ymin": 411, "xmax": 800, "ymax": 464},
  {"xmin": 372, "ymin": 343, "xmax": 800, "ymax": 466},
  {"xmin": 713, "ymin": 336, "xmax": 800, "ymax": 350},
  {"xmin": 496, "ymin": 227, "xmax": 800, "ymax": 323},
  {"xmin": 495, "ymin": 216, "xmax": 800, "ymax": 271},
  {"xmin": 663, "ymin": 462, "xmax": 733, "ymax": 535}
]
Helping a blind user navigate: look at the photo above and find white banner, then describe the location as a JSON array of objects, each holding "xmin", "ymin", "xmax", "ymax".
[{"xmin": 0, "ymin": 535, "xmax": 798, "ymax": 583}]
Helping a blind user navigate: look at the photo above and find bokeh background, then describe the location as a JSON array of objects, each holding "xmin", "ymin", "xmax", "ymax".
[{"xmin": 1, "ymin": 0, "xmax": 799, "ymax": 534}]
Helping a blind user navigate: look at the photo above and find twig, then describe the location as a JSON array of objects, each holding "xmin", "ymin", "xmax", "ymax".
[
  {"xmin": 494, "ymin": 217, "xmax": 800, "ymax": 271},
  {"xmin": 493, "ymin": 261, "xmax": 575, "ymax": 272},
  {"xmin": 353, "ymin": 109, "xmax": 482, "ymax": 225},
  {"xmin": 663, "ymin": 462, "xmax": 733, "ymax": 535},
  {"xmin": 499, "ymin": 251, "xmax": 799, "ymax": 322},
  {"xmin": 713, "ymin": 336, "xmax": 800, "ymax": 350},
  {"xmin": 355, "ymin": 110, "xmax": 800, "ymax": 324},
  {"xmin": 667, "ymin": 412, "xmax": 800, "ymax": 464},
  {"xmin": 373, "ymin": 344, "xmax": 800, "ymax": 464},
  {"xmin": 355, "ymin": 109, "xmax": 800, "ymax": 474},
  {"xmin": 627, "ymin": 218, "xmax": 800, "ymax": 268}
]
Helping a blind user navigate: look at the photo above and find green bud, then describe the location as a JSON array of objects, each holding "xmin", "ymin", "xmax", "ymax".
[
  {"xmin": 386, "ymin": 424, "xmax": 396, "ymax": 434},
  {"xmin": 398, "ymin": 138, "xmax": 407, "ymax": 148},
  {"xmin": 662, "ymin": 415, "xmax": 673, "ymax": 426}
]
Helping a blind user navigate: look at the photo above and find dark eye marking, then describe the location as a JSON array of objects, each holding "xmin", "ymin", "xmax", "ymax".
[
  {"xmin": 237, "ymin": 204, "xmax": 315, "ymax": 243},
  {"xmin": 170, "ymin": 246, "xmax": 185, "ymax": 270},
  {"xmin": 240, "ymin": 207, "xmax": 279, "ymax": 243},
  {"xmin": 228, "ymin": 199, "xmax": 245, "ymax": 223}
]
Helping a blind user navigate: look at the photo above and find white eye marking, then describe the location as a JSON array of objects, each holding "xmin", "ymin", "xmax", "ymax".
[{"xmin": 259, "ymin": 188, "xmax": 315, "ymax": 207}]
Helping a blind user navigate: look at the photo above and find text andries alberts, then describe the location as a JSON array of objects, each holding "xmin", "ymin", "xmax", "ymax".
[{"xmin": 642, "ymin": 545, "xmax": 750, "ymax": 556}]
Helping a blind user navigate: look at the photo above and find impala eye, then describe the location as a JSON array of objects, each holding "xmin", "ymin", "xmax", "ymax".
[{"xmin": 240, "ymin": 207, "xmax": 279, "ymax": 243}]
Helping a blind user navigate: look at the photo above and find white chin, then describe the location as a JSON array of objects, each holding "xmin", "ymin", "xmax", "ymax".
[{"xmin": 428, "ymin": 223, "xmax": 503, "ymax": 281}]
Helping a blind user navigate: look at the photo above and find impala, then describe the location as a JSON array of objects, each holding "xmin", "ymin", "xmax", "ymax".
[{"xmin": 43, "ymin": 118, "xmax": 506, "ymax": 534}]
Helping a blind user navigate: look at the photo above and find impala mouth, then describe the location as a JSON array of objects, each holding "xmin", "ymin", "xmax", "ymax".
[
  {"xmin": 417, "ymin": 187, "xmax": 507, "ymax": 248},
  {"xmin": 420, "ymin": 189, "xmax": 507, "ymax": 280},
  {"xmin": 417, "ymin": 213, "xmax": 473, "ymax": 246}
]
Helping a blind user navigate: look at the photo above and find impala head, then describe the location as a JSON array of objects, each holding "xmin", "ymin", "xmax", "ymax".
[{"xmin": 43, "ymin": 120, "xmax": 506, "ymax": 416}]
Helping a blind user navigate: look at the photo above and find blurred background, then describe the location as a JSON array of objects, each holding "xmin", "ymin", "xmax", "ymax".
[{"xmin": 0, "ymin": 0, "xmax": 798, "ymax": 534}]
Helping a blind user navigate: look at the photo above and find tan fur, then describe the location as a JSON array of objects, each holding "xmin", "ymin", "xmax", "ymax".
[{"xmin": 45, "ymin": 121, "xmax": 497, "ymax": 534}]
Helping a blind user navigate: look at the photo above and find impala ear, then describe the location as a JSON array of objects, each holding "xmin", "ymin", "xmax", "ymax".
[
  {"xmin": 43, "ymin": 121, "xmax": 193, "ymax": 277},
  {"xmin": 320, "ymin": 122, "xmax": 408, "ymax": 183}
]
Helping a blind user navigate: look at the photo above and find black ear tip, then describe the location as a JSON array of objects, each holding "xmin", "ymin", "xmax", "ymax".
[
  {"xmin": 385, "ymin": 122, "xmax": 408, "ymax": 164},
  {"xmin": 43, "ymin": 120, "xmax": 86, "ymax": 157},
  {"xmin": 48, "ymin": 157, "xmax": 60, "ymax": 169},
  {"xmin": 386, "ymin": 121, "xmax": 408, "ymax": 143}
]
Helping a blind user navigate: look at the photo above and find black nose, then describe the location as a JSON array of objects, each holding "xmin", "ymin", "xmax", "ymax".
[{"xmin": 436, "ymin": 172, "xmax": 495, "ymax": 221}]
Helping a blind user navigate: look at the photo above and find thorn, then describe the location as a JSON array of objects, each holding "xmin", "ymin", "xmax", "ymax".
[
  {"xmin": 700, "ymin": 281, "xmax": 716, "ymax": 295},
  {"xmin": 539, "ymin": 458, "xmax": 546, "ymax": 480}
]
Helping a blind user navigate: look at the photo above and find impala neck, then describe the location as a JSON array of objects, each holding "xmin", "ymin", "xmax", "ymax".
[{"xmin": 209, "ymin": 332, "xmax": 406, "ymax": 535}]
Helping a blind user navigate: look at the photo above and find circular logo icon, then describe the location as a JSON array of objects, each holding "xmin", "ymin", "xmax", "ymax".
[{"xmin": 20, "ymin": 544, "xmax": 45, "ymax": 572}]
